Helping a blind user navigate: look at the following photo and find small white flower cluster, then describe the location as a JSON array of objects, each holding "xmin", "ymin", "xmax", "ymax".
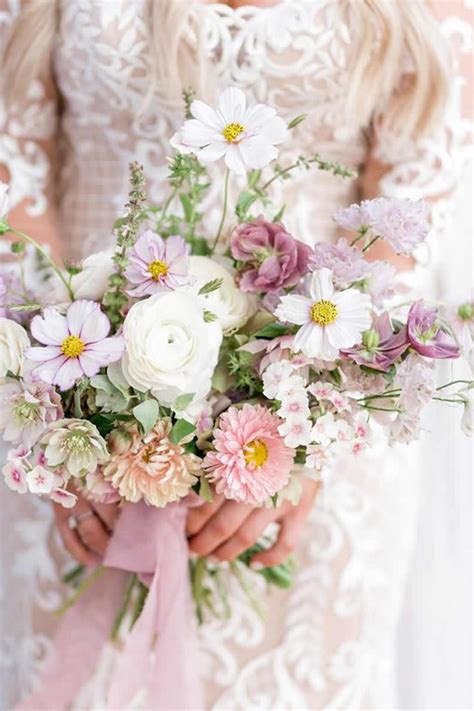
[{"xmin": 262, "ymin": 361, "xmax": 373, "ymax": 478}]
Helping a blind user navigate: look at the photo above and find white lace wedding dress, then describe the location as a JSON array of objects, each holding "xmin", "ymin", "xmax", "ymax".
[{"xmin": 0, "ymin": 1, "xmax": 470, "ymax": 709}]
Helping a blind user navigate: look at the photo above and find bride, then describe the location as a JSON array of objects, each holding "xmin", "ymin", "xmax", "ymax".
[{"xmin": 0, "ymin": 0, "xmax": 466, "ymax": 709}]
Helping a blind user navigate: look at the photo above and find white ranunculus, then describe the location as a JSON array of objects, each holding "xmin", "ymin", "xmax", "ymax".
[
  {"xmin": 0, "ymin": 318, "xmax": 30, "ymax": 377},
  {"xmin": 50, "ymin": 251, "xmax": 115, "ymax": 303},
  {"xmin": 189, "ymin": 256, "xmax": 256, "ymax": 334},
  {"xmin": 121, "ymin": 291, "xmax": 223, "ymax": 406}
]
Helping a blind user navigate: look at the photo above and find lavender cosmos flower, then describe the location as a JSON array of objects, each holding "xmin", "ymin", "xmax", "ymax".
[
  {"xmin": 26, "ymin": 300, "xmax": 125, "ymax": 390},
  {"xmin": 407, "ymin": 300, "xmax": 460, "ymax": 359},
  {"xmin": 125, "ymin": 230, "xmax": 190, "ymax": 297},
  {"xmin": 230, "ymin": 218, "xmax": 312, "ymax": 293},
  {"xmin": 341, "ymin": 313, "xmax": 409, "ymax": 372},
  {"xmin": 334, "ymin": 198, "xmax": 430, "ymax": 255}
]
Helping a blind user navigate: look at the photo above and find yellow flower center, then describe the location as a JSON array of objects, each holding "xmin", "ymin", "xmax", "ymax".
[
  {"xmin": 244, "ymin": 439, "xmax": 268, "ymax": 469},
  {"xmin": 310, "ymin": 300, "xmax": 338, "ymax": 326},
  {"xmin": 61, "ymin": 335, "xmax": 85, "ymax": 358},
  {"xmin": 142, "ymin": 445, "xmax": 155, "ymax": 463},
  {"xmin": 148, "ymin": 260, "xmax": 169, "ymax": 281},
  {"xmin": 222, "ymin": 122, "xmax": 245, "ymax": 143}
]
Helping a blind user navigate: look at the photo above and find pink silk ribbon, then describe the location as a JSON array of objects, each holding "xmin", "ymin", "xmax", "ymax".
[{"xmin": 17, "ymin": 499, "xmax": 204, "ymax": 710}]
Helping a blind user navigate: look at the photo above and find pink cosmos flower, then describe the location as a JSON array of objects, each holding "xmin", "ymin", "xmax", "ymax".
[
  {"xmin": 231, "ymin": 218, "xmax": 312, "ymax": 293},
  {"xmin": 341, "ymin": 313, "xmax": 410, "ymax": 372},
  {"xmin": 203, "ymin": 404, "xmax": 295, "ymax": 504},
  {"xmin": 26, "ymin": 301, "xmax": 125, "ymax": 391},
  {"xmin": 125, "ymin": 230, "xmax": 190, "ymax": 297},
  {"xmin": 407, "ymin": 300, "xmax": 460, "ymax": 359}
]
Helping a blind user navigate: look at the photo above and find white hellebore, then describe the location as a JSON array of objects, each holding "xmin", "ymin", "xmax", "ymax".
[
  {"xmin": 171, "ymin": 87, "xmax": 288, "ymax": 175},
  {"xmin": 50, "ymin": 250, "xmax": 115, "ymax": 303},
  {"xmin": 275, "ymin": 268, "xmax": 371, "ymax": 360},
  {"xmin": 190, "ymin": 256, "xmax": 256, "ymax": 334},
  {"xmin": 0, "ymin": 317, "xmax": 30, "ymax": 377},
  {"xmin": 122, "ymin": 291, "xmax": 223, "ymax": 407}
]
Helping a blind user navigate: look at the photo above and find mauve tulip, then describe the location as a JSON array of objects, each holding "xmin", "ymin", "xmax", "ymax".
[
  {"xmin": 407, "ymin": 300, "xmax": 460, "ymax": 359},
  {"xmin": 341, "ymin": 313, "xmax": 409, "ymax": 371},
  {"xmin": 230, "ymin": 218, "xmax": 311, "ymax": 293}
]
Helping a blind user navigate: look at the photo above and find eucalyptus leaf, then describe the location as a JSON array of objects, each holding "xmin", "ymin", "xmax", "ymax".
[
  {"xmin": 170, "ymin": 418, "xmax": 196, "ymax": 444},
  {"xmin": 132, "ymin": 399, "xmax": 160, "ymax": 434},
  {"xmin": 174, "ymin": 393, "xmax": 195, "ymax": 411},
  {"xmin": 198, "ymin": 475, "xmax": 214, "ymax": 503}
]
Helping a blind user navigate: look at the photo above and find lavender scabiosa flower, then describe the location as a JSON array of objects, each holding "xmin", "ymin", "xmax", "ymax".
[
  {"xmin": 0, "ymin": 377, "xmax": 63, "ymax": 448},
  {"xmin": 231, "ymin": 218, "xmax": 312, "ymax": 294},
  {"xmin": 309, "ymin": 238, "xmax": 367, "ymax": 287},
  {"xmin": 124, "ymin": 230, "xmax": 190, "ymax": 297},
  {"xmin": 407, "ymin": 300, "xmax": 460, "ymax": 359},
  {"xmin": 26, "ymin": 301, "xmax": 125, "ymax": 391},
  {"xmin": 334, "ymin": 198, "xmax": 430, "ymax": 255},
  {"xmin": 341, "ymin": 313, "xmax": 409, "ymax": 372}
]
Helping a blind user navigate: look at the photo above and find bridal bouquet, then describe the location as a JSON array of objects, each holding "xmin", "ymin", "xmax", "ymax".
[{"xmin": 1, "ymin": 88, "xmax": 472, "ymax": 625}]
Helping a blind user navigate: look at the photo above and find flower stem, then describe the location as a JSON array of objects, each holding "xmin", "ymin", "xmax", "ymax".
[
  {"xmin": 436, "ymin": 380, "xmax": 473, "ymax": 391},
  {"xmin": 211, "ymin": 168, "xmax": 230, "ymax": 254},
  {"xmin": 432, "ymin": 396, "xmax": 465, "ymax": 405},
  {"xmin": 9, "ymin": 227, "xmax": 74, "ymax": 300},
  {"xmin": 362, "ymin": 235, "xmax": 380, "ymax": 253},
  {"xmin": 54, "ymin": 565, "xmax": 105, "ymax": 617},
  {"xmin": 156, "ymin": 185, "xmax": 179, "ymax": 229}
]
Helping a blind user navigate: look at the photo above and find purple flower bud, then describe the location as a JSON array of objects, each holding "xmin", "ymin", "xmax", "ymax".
[
  {"xmin": 341, "ymin": 313, "xmax": 409, "ymax": 371},
  {"xmin": 407, "ymin": 300, "xmax": 460, "ymax": 359},
  {"xmin": 230, "ymin": 218, "xmax": 311, "ymax": 294}
]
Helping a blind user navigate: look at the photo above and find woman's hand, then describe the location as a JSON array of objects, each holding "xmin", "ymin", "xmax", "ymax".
[
  {"xmin": 186, "ymin": 477, "xmax": 321, "ymax": 568},
  {"xmin": 53, "ymin": 489, "xmax": 120, "ymax": 566}
]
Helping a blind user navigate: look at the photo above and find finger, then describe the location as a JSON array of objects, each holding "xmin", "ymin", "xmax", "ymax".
[
  {"xmin": 76, "ymin": 515, "xmax": 112, "ymax": 556},
  {"xmin": 212, "ymin": 507, "xmax": 278, "ymax": 562},
  {"xmin": 58, "ymin": 521, "xmax": 99, "ymax": 567},
  {"xmin": 92, "ymin": 501, "xmax": 120, "ymax": 532},
  {"xmin": 250, "ymin": 515, "xmax": 304, "ymax": 569},
  {"xmin": 188, "ymin": 501, "xmax": 254, "ymax": 557},
  {"xmin": 186, "ymin": 494, "xmax": 226, "ymax": 537}
]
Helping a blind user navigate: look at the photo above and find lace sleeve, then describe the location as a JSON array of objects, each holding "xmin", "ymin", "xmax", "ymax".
[{"xmin": 0, "ymin": 0, "xmax": 59, "ymax": 219}]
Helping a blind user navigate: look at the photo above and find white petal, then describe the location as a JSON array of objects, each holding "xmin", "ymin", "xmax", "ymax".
[
  {"xmin": 53, "ymin": 358, "xmax": 83, "ymax": 391},
  {"xmin": 309, "ymin": 269, "xmax": 335, "ymax": 301},
  {"xmin": 31, "ymin": 309, "xmax": 68, "ymax": 345},
  {"xmin": 293, "ymin": 322, "xmax": 323, "ymax": 357},
  {"xmin": 243, "ymin": 103, "xmax": 277, "ymax": 129},
  {"xmin": 275, "ymin": 295, "xmax": 311, "ymax": 325},
  {"xmin": 190, "ymin": 99, "xmax": 224, "ymax": 130},
  {"xmin": 181, "ymin": 119, "xmax": 216, "ymax": 147},
  {"xmin": 66, "ymin": 300, "xmax": 97, "ymax": 337},
  {"xmin": 239, "ymin": 136, "xmax": 278, "ymax": 170},
  {"xmin": 26, "ymin": 345, "xmax": 62, "ymax": 361},
  {"xmin": 217, "ymin": 87, "xmax": 246, "ymax": 124},
  {"xmin": 196, "ymin": 142, "xmax": 227, "ymax": 163},
  {"xmin": 325, "ymin": 320, "xmax": 365, "ymax": 349},
  {"xmin": 332, "ymin": 288, "xmax": 371, "ymax": 313},
  {"xmin": 224, "ymin": 144, "xmax": 247, "ymax": 175}
]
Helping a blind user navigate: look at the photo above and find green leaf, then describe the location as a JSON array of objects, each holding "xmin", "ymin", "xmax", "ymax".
[
  {"xmin": 247, "ymin": 170, "xmax": 262, "ymax": 188},
  {"xmin": 174, "ymin": 393, "xmax": 195, "ymax": 410},
  {"xmin": 198, "ymin": 278, "xmax": 223, "ymax": 296},
  {"xmin": 203, "ymin": 310, "xmax": 217, "ymax": 322},
  {"xmin": 287, "ymin": 114, "xmax": 307, "ymax": 130},
  {"xmin": 179, "ymin": 193, "xmax": 194, "ymax": 222},
  {"xmin": 198, "ymin": 475, "xmax": 214, "ymax": 503},
  {"xmin": 235, "ymin": 191, "xmax": 257, "ymax": 220},
  {"xmin": 254, "ymin": 322, "xmax": 292, "ymax": 339},
  {"xmin": 170, "ymin": 418, "xmax": 196, "ymax": 444},
  {"xmin": 272, "ymin": 204, "xmax": 286, "ymax": 222},
  {"xmin": 191, "ymin": 238, "xmax": 211, "ymax": 256},
  {"xmin": 132, "ymin": 399, "xmax": 160, "ymax": 434}
]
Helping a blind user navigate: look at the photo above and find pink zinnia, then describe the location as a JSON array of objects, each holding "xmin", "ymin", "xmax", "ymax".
[
  {"xmin": 26, "ymin": 301, "xmax": 125, "ymax": 391},
  {"xmin": 203, "ymin": 404, "xmax": 295, "ymax": 505},
  {"xmin": 125, "ymin": 230, "xmax": 190, "ymax": 297}
]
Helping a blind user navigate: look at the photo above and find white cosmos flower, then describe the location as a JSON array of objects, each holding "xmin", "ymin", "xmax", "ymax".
[
  {"xmin": 275, "ymin": 268, "xmax": 372, "ymax": 361},
  {"xmin": 171, "ymin": 87, "xmax": 288, "ymax": 175}
]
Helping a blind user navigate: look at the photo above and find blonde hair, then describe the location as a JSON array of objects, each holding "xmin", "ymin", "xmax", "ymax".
[{"xmin": 2, "ymin": 0, "xmax": 451, "ymax": 139}]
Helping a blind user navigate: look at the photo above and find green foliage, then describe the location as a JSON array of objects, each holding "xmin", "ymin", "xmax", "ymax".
[
  {"xmin": 198, "ymin": 278, "xmax": 223, "ymax": 296},
  {"xmin": 170, "ymin": 418, "xmax": 196, "ymax": 444},
  {"xmin": 132, "ymin": 399, "xmax": 160, "ymax": 434},
  {"xmin": 227, "ymin": 348, "xmax": 262, "ymax": 396}
]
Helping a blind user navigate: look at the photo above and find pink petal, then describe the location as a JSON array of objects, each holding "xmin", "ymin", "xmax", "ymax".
[
  {"xmin": 53, "ymin": 358, "xmax": 84, "ymax": 391},
  {"xmin": 80, "ymin": 308, "xmax": 110, "ymax": 344},
  {"xmin": 26, "ymin": 345, "xmax": 63, "ymax": 362},
  {"xmin": 32, "ymin": 354, "xmax": 68, "ymax": 386},
  {"xmin": 31, "ymin": 309, "xmax": 68, "ymax": 345},
  {"xmin": 66, "ymin": 300, "xmax": 98, "ymax": 336},
  {"xmin": 84, "ymin": 336, "xmax": 125, "ymax": 365}
]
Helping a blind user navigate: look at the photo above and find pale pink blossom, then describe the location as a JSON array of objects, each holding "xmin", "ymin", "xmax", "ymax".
[
  {"xmin": 3, "ymin": 458, "xmax": 28, "ymax": 494},
  {"xmin": 125, "ymin": 231, "xmax": 190, "ymax": 297},
  {"xmin": 204, "ymin": 404, "xmax": 295, "ymax": 504},
  {"xmin": 278, "ymin": 417, "xmax": 313, "ymax": 448},
  {"xmin": 26, "ymin": 465, "xmax": 56, "ymax": 494},
  {"xmin": 309, "ymin": 238, "xmax": 367, "ymax": 286},
  {"xmin": 277, "ymin": 391, "xmax": 310, "ymax": 421},
  {"xmin": 261, "ymin": 360, "xmax": 299, "ymax": 399},
  {"xmin": 50, "ymin": 488, "xmax": 78, "ymax": 508},
  {"xmin": 26, "ymin": 301, "xmax": 125, "ymax": 391},
  {"xmin": 0, "ymin": 378, "xmax": 63, "ymax": 448}
]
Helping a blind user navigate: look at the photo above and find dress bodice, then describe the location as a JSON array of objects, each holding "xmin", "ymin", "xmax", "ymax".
[{"xmin": 53, "ymin": 0, "xmax": 370, "ymax": 258}]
